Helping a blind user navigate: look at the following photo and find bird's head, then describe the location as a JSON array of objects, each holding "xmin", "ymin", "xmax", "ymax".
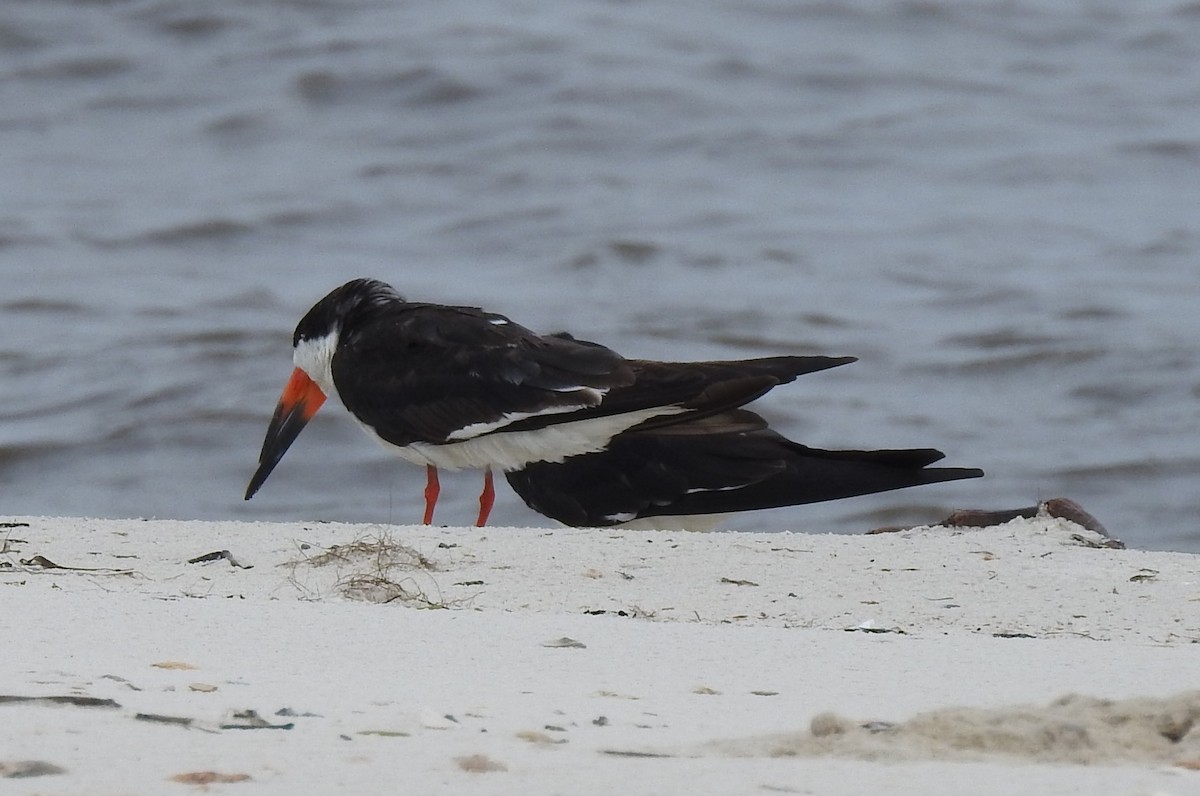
[{"xmin": 245, "ymin": 278, "xmax": 401, "ymax": 501}]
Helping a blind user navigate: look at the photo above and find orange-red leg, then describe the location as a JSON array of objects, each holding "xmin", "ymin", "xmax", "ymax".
[
  {"xmin": 475, "ymin": 467, "xmax": 495, "ymax": 527},
  {"xmin": 422, "ymin": 464, "xmax": 440, "ymax": 525}
]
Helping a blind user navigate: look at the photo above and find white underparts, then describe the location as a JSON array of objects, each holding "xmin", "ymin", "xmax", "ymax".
[{"xmin": 372, "ymin": 405, "xmax": 687, "ymax": 471}]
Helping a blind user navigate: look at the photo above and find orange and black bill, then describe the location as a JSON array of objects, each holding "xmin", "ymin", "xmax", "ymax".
[{"xmin": 244, "ymin": 368, "xmax": 327, "ymax": 500}]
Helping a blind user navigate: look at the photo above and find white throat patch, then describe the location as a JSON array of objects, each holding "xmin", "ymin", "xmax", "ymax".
[{"xmin": 293, "ymin": 332, "xmax": 340, "ymax": 400}]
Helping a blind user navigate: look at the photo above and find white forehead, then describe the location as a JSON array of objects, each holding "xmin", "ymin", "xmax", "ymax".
[{"xmin": 293, "ymin": 331, "xmax": 339, "ymax": 398}]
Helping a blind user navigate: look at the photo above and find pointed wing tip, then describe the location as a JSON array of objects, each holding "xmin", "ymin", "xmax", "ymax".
[{"xmin": 928, "ymin": 466, "xmax": 985, "ymax": 483}]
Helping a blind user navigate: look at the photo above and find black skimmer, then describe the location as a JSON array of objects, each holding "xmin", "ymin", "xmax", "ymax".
[
  {"xmin": 505, "ymin": 408, "xmax": 984, "ymax": 528},
  {"xmin": 244, "ymin": 278, "xmax": 856, "ymax": 526}
]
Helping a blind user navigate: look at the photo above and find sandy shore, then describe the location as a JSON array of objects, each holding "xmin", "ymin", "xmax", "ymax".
[{"xmin": 2, "ymin": 514, "xmax": 1198, "ymax": 794}]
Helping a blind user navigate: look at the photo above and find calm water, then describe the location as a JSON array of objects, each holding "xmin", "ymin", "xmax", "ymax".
[{"xmin": 3, "ymin": 0, "xmax": 1199, "ymax": 550}]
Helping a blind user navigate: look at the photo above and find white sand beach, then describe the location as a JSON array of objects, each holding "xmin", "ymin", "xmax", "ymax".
[{"xmin": 2, "ymin": 514, "xmax": 1198, "ymax": 794}]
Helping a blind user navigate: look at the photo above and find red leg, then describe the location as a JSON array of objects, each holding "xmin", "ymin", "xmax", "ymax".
[
  {"xmin": 475, "ymin": 467, "xmax": 495, "ymax": 527},
  {"xmin": 422, "ymin": 464, "xmax": 440, "ymax": 525}
]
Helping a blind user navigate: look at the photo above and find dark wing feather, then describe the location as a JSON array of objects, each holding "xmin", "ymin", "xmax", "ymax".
[
  {"xmin": 506, "ymin": 410, "xmax": 983, "ymax": 526},
  {"xmin": 332, "ymin": 303, "xmax": 634, "ymax": 445},
  {"xmin": 497, "ymin": 355, "xmax": 857, "ymax": 435}
]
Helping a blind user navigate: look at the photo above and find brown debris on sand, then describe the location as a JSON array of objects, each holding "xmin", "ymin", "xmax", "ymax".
[
  {"xmin": 715, "ymin": 691, "xmax": 1200, "ymax": 766},
  {"xmin": 869, "ymin": 497, "xmax": 1122, "ymax": 548}
]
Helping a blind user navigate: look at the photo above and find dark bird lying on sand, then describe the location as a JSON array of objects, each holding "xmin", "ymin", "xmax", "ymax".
[{"xmin": 506, "ymin": 407, "xmax": 982, "ymax": 529}]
